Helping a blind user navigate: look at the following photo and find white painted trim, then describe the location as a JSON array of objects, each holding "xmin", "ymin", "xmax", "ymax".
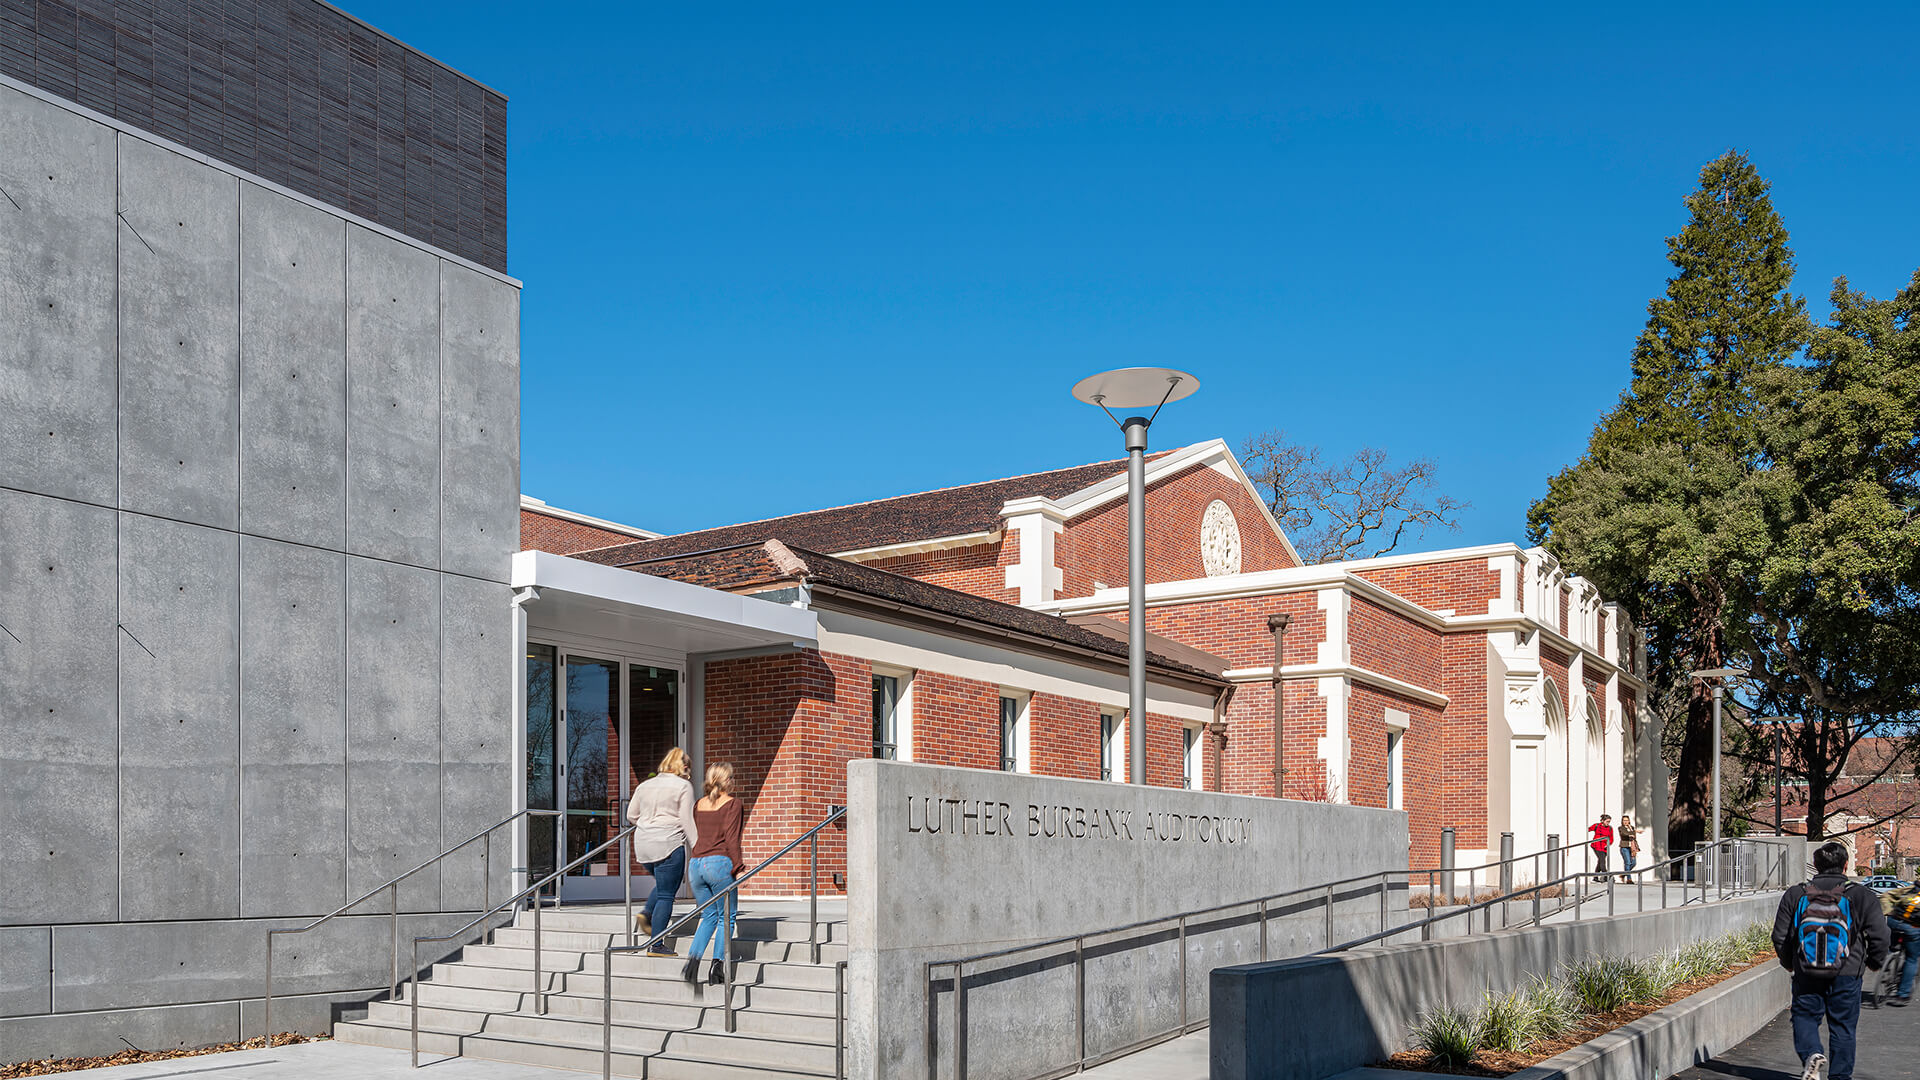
[
  {"xmin": 834, "ymin": 530, "xmax": 1002, "ymax": 562},
  {"xmin": 1034, "ymin": 565, "xmax": 1642, "ymax": 692},
  {"xmin": 1317, "ymin": 676, "xmax": 1350, "ymax": 802},
  {"xmin": 1219, "ymin": 664, "xmax": 1450, "ymax": 708},
  {"xmin": 1318, "ymin": 542, "xmax": 1528, "ymax": 575},
  {"xmin": 1001, "ymin": 501, "xmax": 1067, "ymax": 606},
  {"xmin": 521, "ymin": 496, "xmax": 661, "ymax": 540}
]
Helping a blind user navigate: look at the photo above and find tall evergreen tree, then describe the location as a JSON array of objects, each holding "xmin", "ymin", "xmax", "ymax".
[{"xmin": 1529, "ymin": 152, "xmax": 1808, "ymax": 852}]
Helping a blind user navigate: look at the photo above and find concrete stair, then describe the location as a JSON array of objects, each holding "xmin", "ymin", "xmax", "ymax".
[{"xmin": 334, "ymin": 904, "xmax": 848, "ymax": 1078}]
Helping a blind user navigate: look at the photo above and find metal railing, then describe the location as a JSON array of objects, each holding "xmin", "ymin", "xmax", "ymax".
[
  {"xmin": 922, "ymin": 837, "xmax": 1588, "ymax": 1080},
  {"xmin": 407, "ymin": 820, "xmax": 643, "ymax": 1066},
  {"xmin": 1325, "ymin": 836, "xmax": 1791, "ymax": 953},
  {"xmin": 600, "ymin": 805, "xmax": 849, "ymax": 1080},
  {"xmin": 263, "ymin": 806, "xmax": 578, "ymax": 1038}
]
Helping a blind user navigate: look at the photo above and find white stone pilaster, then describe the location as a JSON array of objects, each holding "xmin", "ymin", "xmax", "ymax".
[{"xmin": 1000, "ymin": 497, "xmax": 1066, "ymax": 607}]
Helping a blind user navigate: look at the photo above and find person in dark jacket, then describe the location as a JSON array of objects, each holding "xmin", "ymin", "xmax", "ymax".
[{"xmin": 1771, "ymin": 842, "xmax": 1890, "ymax": 1080}]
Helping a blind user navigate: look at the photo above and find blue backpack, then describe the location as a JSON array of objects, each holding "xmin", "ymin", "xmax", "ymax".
[{"xmin": 1793, "ymin": 884, "xmax": 1853, "ymax": 979}]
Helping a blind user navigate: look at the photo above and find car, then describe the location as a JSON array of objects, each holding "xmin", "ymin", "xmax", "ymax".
[{"xmin": 1861, "ymin": 875, "xmax": 1912, "ymax": 892}]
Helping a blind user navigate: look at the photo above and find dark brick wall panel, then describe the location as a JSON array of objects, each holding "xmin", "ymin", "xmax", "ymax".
[{"xmin": 0, "ymin": 0, "xmax": 505, "ymax": 270}]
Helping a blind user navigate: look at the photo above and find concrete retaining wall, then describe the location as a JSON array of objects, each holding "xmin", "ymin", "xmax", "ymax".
[
  {"xmin": 845, "ymin": 759, "xmax": 1411, "ymax": 1080},
  {"xmin": 1211, "ymin": 893, "xmax": 1779, "ymax": 1080},
  {"xmin": 1, "ymin": 75, "xmax": 520, "ymax": 1062}
]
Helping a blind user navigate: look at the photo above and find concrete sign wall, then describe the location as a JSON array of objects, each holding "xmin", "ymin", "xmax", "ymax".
[
  {"xmin": 0, "ymin": 76, "xmax": 520, "ymax": 1060},
  {"xmin": 846, "ymin": 759, "xmax": 1408, "ymax": 1080}
]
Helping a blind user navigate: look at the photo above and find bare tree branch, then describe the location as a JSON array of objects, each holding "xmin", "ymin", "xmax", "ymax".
[{"xmin": 1240, "ymin": 431, "xmax": 1467, "ymax": 564}]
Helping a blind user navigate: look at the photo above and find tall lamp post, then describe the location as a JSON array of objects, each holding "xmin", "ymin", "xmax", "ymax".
[
  {"xmin": 1690, "ymin": 666, "xmax": 1746, "ymax": 885},
  {"xmin": 1072, "ymin": 368, "xmax": 1200, "ymax": 785}
]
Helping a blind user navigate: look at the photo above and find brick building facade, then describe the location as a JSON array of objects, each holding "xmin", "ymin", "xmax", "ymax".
[{"xmin": 516, "ymin": 438, "xmax": 1664, "ymax": 895}]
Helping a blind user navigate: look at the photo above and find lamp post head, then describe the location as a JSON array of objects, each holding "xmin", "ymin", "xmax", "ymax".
[
  {"xmin": 1071, "ymin": 367, "xmax": 1200, "ymax": 428},
  {"xmin": 1689, "ymin": 667, "xmax": 1745, "ymax": 679}
]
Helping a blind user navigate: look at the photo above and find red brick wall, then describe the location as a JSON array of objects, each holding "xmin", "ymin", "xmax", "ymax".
[
  {"xmin": 1348, "ymin": 684, "xmax": 1444, "ymax": 865},
  {"xmin": 702, "ymin": 646, "xmax": 1220, "ymax": 895},
  {"xmin": 1618, "ymin": 682, "xmax": 1637, "ymax": 739},
  {"xmin": 1129, "ymin": 592, "xmax": 1324, "ymax": 670},
  {"xmin": 864, "ymin": 537, "xmax": 1017, "ymax": 603},
  {"xmin": 1057, "ymin": 463, "xmax": 1297, "ymax": 597},
  {"xmin": 703, "ymin": 650, "xmax": 867, "ymax": 896},
  {"xmin": 1441, "ymin": 635, "xmax": 1489, "ymax": 848},
  {"xmin": 1213, "ymin": 679, "xmax": 1331, "ymax": 800},
  {"xmin": 910, "ymin": 670, "xmax": 1006, "ymax": 771},
  {"xmin": 1031, "ymin": 692, "xmax": 1101, "ymax": 780},
  {"xmin": 519, "ymin": 508, "xmax": 646, "ymax": 554},
  {"xmin": 1353, "ymin": 559, "xmax": 1502, "ymax": 616},
  {"xmin": 1348, "ymin": 598, "xmax": 1443, "ymax": 694}
]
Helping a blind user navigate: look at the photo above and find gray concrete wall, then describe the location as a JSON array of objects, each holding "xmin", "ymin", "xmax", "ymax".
[
  {"xmin": 1210, "ymin": 893, "xmax": 1780, "ymax": 1080},
  {"xmin": 845, "ymin": 760, "xmax": 1411, "ymax": 1080},
  {"xmin": 0, "ymin": 75, "xmax": 520, "ymax": 1062}
]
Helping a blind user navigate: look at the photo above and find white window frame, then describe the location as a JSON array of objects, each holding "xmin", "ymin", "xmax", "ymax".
[
  {"xmin": 1100, "ymin": 712, "xmax": 1121, "ymax": 782},
  {"xmin": 871, "ymin": 665, "xmax": 915, "ymax": 761},
  {"xmin": 1385, "ymin": 709, "xmax": 1410, "ymax": 811},
  {"xmin": 1182, "ymin": 725, "xmax": 1202, "ymax": 790},
  {"xmin": 999, "ymin": 691, "xmax": 1031, "ymax": 773}
]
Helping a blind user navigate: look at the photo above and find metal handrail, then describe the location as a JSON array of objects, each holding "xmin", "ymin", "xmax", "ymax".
[
  {"xmin": 934, "ymin": 835, "xmax": 1585, "ymax": 974},
  {"xmin": 1324, "ymin": 836, "xmax": 1789, "ymax": 954},
  {"xmin": 919, "ymin": 836, "xmax": 1630, "ymax": 1080},
  {"xmin": 600, "ymin": 805, "xmax": 849, "ymax": 1080},
  {"xmin": 262, "ymin": 806, "xmax": 575, "ymax": 1039},
  {"xmin": 407, "ymin": 821, "xmax": 642, "ymax": 1066}
]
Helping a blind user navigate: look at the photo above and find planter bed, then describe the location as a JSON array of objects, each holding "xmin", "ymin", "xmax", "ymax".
[{"xmin": 1377, "ymin": 952, "xmax": 1773, "ymax": 1077}]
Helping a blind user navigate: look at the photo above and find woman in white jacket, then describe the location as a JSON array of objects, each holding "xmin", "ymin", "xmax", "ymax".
[{"xmin": 626, "ymin": 747, "xmax": 698, "ymax": 956}]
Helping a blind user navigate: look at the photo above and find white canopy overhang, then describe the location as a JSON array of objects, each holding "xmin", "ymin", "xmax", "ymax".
[{"xmin": 511, "ymin": 550, "xmax": 817, "ymax": 657}]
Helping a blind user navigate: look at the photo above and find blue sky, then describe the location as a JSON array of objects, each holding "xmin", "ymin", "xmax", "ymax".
[{"xmin": 354, "ymin": 2, "xmax": 1920, "ymax": 550}]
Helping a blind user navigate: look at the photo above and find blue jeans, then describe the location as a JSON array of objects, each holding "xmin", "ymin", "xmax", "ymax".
[
  {"xmin": 1792, "ymin": 974, "xmax": 1861, "ymax": 1080},
  {"xmin": 687, "ymin": 855, "xmax": 738, "ymax": 961},
  {"xmin": 1621, "ymin": 847, "xmax": 1637, "ymax": 875},
  {"xmin": 1891, "ymin": 918, "xmax": 1920, "ymax": 999},
  {"xmin": 639, "ymin": 847, "xmax": 685, "ymax": 949}
]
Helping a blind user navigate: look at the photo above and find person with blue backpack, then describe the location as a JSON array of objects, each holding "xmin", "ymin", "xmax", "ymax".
[{"xmin": 1771, "ymin": 841, "xmax": 1890, "ymax": 1080}]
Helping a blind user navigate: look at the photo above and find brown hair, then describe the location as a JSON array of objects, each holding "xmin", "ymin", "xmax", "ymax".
[
  {"xmin": 656, "ymin": 747, "xmax": 691, "ymax": 779},
  {"xmin": 703, "ymin": 762, "xmax": 734, "ymax": 800}
]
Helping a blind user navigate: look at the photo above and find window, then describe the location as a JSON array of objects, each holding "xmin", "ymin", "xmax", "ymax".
[
  {"xmin": 873, "ymin": 675, "xmax": 900, "ymax": 759},
  {"xmin": 1386, "ymin": 711, "xmax": 1409, "ymax": 811},
  {"xmin": 999, "ymin": 695, "xmax": 1026, "ymax": 772},
  {"xmin": 1100, "ymin": 713, "xmax": 1119, "ymax": 781},
  {"xmin": 1182, "ymin": 726, "xmax": 1201, "ymax": 790}
]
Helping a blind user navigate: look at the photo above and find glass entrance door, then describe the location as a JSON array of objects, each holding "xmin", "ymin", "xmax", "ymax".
[
  {"xmin": 522, "ymin": 643, "xmax": 682, "ymax": 899},
  {"xmin": 563, "ymin": 656, "xmax": 620, "ymax": 881}
]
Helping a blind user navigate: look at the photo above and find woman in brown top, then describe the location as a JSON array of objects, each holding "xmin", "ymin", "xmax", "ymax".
[{"xmin": 684, "ymin": 762, "xmax": 745, "ymax": 985}]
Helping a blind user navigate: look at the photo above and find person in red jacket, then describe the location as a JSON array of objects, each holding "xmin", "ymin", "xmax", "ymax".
[{"xmin": 1586, "ymin": 814, "xmax": 1614, "ymax": 882}]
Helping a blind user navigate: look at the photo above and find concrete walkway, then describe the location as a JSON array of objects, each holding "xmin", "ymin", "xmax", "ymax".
[{"xmin": 1675, "ymin": 990, "xmax": 1916, "ymax": 1080}]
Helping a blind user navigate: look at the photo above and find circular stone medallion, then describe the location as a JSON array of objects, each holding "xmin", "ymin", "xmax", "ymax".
[{"xmin": 1200, "ymin": 500, "xmax": 1241, "ymax": 577}]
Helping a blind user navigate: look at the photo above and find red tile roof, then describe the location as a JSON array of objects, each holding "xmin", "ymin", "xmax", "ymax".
[
  {"xmin": 609, "ymin": 539, "xmax": 1226, "ymax": 686},
  {"xmin": 570, "ymin": 453, "xmax": 1170, "ymax": 565}
]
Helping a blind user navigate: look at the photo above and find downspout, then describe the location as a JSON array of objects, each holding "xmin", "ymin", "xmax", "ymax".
[
  {"xmin": 1268, "ymin": 613, "xmax": 1291, "ymax": 799},
  {"xmin": 1208, "ymin": 685, "xmax": 1233, "ymax": 793}
]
